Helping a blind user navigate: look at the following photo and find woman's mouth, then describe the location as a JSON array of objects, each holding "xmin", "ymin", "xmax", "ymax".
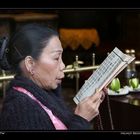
[{"xmin": 56, "ymin": 79, "xmax": 62, "ymax": 84}]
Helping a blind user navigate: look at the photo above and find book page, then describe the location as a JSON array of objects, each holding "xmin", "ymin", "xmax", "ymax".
[{"xmin": 73, "ymin": 47, "xmax": 135, "ymax": 104}]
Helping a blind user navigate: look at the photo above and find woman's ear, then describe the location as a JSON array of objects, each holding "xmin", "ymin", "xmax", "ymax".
[{"xmin": 24, "ymin": 56, "xmax": 35, "ymax": 75}]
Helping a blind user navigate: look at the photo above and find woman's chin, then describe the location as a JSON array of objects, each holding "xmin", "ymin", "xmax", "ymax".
[{"xmin": 52, "ymin": 84, "xmax": 59, "ymax": 90}]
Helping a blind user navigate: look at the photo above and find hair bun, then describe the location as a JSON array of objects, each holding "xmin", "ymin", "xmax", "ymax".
[{"xmin": 0, "ymin": 36, "xmax": 11, "ymax": 70}]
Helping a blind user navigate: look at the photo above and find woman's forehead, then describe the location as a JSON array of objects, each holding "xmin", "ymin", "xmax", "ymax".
[{"xmin": 44, "ymin": 37, "xmax": 63, "ymax": 53}]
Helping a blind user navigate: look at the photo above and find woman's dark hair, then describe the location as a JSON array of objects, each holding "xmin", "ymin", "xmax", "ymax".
[{"xmin": 0, "ymin": 23, "xmax": 58, "ymax": 73}]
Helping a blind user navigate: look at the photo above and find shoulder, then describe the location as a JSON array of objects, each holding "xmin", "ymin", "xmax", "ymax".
[
  {"xmin": 0, "ymin": 87, "xmax": 47, "ymax": 121},
  {"xmin": 2, "ymin": 88, "xmax": 39, "ymax": 113}
]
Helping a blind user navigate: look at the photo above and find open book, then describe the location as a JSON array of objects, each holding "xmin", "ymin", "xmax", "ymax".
[{"xmin": 73, "ymin": 47, "xmax": 135, "ymax": 104}]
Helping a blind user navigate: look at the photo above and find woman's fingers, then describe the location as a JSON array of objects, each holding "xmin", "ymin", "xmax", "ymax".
[
  {"xmin": 90, "ymin": 89, "xmax": 103, "ymax": 102},
  {"xmin": 103, "ymin": 87, "xmax": 108, "ymax": 95},
  {"xmin": 89, "ymin": 88, "xmax": 107, "ymax": 104},
  {"xmin": 100, "ymin": 91, "xmax": 106, "ymax": 102}
]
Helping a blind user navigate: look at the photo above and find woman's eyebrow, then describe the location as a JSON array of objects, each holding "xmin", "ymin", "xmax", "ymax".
[{"xmin": 51, "ymin": 50, "xmax": 63, "ymax": 53}]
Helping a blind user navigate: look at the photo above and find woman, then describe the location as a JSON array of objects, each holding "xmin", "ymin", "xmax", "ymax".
[{"xmin": 0, "ymin": 23, "xmax": 106, "ymax": 130}]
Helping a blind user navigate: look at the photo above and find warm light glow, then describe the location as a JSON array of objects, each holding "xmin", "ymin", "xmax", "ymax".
[{"xmin": 59, "ymin": 28, "xmax": 100, "ymax": 50}]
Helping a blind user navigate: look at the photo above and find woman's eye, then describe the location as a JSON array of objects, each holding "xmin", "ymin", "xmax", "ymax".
[{"xmin": 54, "ymin": 57, "xmax": 59, "ymax": 61}]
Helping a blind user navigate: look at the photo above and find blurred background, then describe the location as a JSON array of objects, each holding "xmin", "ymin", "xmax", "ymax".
[{"xmin": 1, "ymin": 9, "xmax": 140, "ymax": 130}]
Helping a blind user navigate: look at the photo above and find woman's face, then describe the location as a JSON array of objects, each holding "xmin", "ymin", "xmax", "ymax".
[{"xmin": 33, "ymin": 36, "xmax": 65, "ymax": 90}]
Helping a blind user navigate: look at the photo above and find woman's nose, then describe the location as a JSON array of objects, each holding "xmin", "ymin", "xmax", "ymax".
[{"xmin": 60, "ymin": 59, "xmax": 65, "ymax": 70}]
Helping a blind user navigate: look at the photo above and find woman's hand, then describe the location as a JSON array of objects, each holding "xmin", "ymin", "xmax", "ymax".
[{"xmin": 74, "ymin": 88, "xmax": 107, "ymax": 122}]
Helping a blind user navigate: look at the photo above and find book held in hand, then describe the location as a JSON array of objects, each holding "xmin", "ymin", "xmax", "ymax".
[{"xmin": 73, "ymin": 47, "xmax": 135, "ymax": 104}]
